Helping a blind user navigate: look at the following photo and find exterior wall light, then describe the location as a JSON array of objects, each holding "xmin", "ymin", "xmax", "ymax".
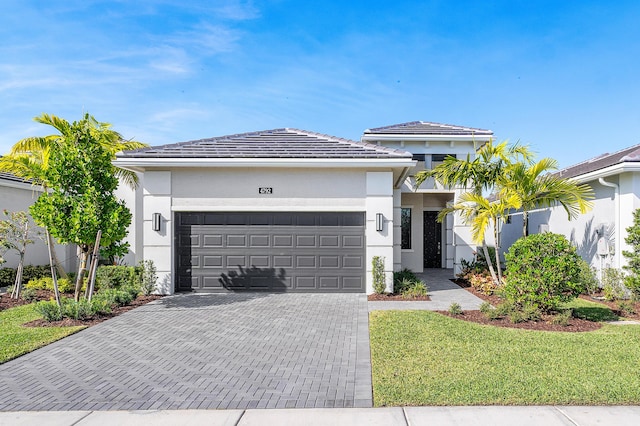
[
  {"xmin": 376, "ymin": 213, "xmax": 384, "ymax": 232},
  {"xmin": 152, "ymin": 213, "xmax": 162, "ymax": 231}
]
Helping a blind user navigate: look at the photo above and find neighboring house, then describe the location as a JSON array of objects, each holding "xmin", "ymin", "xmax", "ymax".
[
  {"xmin": 499, "ymin": 144, "xmax": 640, "ymax": 277},
  {"xmin": 0, "ymin": 171, "xmax": 75, "ymax": 271},
  {"xmin": 115, "ymin": 122, "xmax": 493, "ymax": 294}
]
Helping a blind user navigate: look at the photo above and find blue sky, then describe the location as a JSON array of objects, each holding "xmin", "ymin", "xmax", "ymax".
[{"xmin": 1, "ymin": 0, "xmax": 639, "ymax": 168}]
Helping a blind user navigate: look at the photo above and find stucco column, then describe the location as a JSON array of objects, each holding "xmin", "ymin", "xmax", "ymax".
[
  {"xmin": 365, "ymin": 172, "xmax": 394, "ymax": 293},
  {"xmin": 452, "ymin": 187, "xmax": 475, "ymax": 275},
  {"xmin": 142, "ymin": 171, "xmax": 173, "ymax": 294}
]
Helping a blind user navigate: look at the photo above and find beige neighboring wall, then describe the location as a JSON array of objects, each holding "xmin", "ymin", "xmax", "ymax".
[{"xmin": 0, "ymin": 181, "xmax": 75, "ymax": 271}]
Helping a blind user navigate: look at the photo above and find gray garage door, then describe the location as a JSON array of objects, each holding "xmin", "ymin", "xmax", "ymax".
[{"xmin": 175, "ymin": 212, "xmax": 366, "ymax": 292}]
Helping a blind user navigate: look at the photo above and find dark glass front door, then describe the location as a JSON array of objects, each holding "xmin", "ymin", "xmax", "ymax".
[{"xmin": 423, "ymin": 211, "xmax": 442, "ymax": 268}]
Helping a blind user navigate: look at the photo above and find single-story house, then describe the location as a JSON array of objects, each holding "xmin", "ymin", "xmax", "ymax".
[
  {"xmin": 115, "ymin": 121, "xmax": 493, "ymax": 294},
  {"xmin": 0, "ymin": 171, "xmax": 75, "ymax": 271},
  {"xmin": 499, "ymin": 144, "xmax": 640, "ymax": 276}
]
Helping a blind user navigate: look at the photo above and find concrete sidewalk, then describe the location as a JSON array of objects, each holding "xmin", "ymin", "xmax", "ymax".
[
  {"xmin": 2, "ymin": 406, "xmax": 640, "ymax": 425},
  {"xmin": 368, "ymin": 268, "xmax": 485, "ymax": 311}
]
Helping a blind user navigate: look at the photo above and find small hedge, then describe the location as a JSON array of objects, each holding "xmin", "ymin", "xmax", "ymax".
[
  {"xmin": 0, "ymin": 265, "xmax": 52, "ymax": 287},
  {"xmin": 95, "ymin": 265, "xmax": 139, "ymax": 290},
  {"xmin": 26, "ymin": 277, "xmax": 75, "ymax": 293},
  {"xmin": 503, "ymin": 233, "xmax": 587, "ymax": 312}
]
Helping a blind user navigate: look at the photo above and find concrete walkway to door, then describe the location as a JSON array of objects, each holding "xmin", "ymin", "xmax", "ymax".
[
  {"xmin": 0, "ymin": 293, "xmax": 372, "ymax": 411},
  {"xmin": 368, "ymin": 269, "xmax": 485, "ymax": 311}
]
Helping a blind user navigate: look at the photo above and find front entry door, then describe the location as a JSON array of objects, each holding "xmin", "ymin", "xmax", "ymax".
[{"xmin": 423, "ymin": 211, "xmax": 442, "ymax": 268}]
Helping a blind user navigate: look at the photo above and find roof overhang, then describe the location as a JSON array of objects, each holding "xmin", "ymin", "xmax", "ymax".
[
  {"xmin": 114, "ymin": 157, "xmax": 416, "ymax": 173},
  {"xmin": 568, "ymin": 162, "xmax": 640, "ymax": 183},
  {"xmin": 360, "ymin": 134, "xmax": 493, "ymax": 143},
  {"xmin": 0, "ymin": 178, "xmax": 42, "ymax": 192}
]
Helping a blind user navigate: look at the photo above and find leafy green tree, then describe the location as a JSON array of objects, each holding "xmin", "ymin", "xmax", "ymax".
[
  {"xmin": 501, "ymin": 158, "xmax": 593, "ymax": 237},
  {"xmin": 623, "ymin": 209, "xmax": 640, "ymax": 299},
  {"xmin": 0, "ymin": 210, "xmax": 43, "ymax": 299},
  {"xmin": 0, "ymin": 113, "xmax": 146, "ymax": 280},
  {"xmin": 30, "ymin": 114, "xmax": 133, "ymax": 301}
]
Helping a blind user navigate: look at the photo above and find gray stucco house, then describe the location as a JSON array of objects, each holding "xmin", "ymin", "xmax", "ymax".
[
  {"xmin": 499, "ymin": 144, "xmax": 640, "ymax": 278},
  {"xmin": 114, "ymin": 121, "xmax": 493, "ymax": 294}
]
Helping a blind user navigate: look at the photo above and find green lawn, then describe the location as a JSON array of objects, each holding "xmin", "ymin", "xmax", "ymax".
[
  {"xmin": 0, "ymin": 304, "xmax": 85, "ymax": 364},
  {"xmin": 370, "ymin": 310, "xmax": 640, "ymax": 406}
]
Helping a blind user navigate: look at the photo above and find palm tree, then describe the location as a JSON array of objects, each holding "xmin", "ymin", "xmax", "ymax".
[
  {"xmin": 7, "ymin": 113, "xmax": 147, "ymax": 189},
  {"xmin": 502, "ymin": 158, "xmax": 594, "ymax": 237},
  {"xmin": 415, "ymin": 140, "xmax": 532, "ymax": 284},
  {"xmin": 439, "ymin": 192, "xmax": 521, "ymax": 284}
]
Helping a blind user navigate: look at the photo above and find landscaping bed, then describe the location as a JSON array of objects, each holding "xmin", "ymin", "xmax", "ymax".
[
  {"xmin": 1, "ymin": 290, "xmax": 162, "ymax": 327},
  {"xmin": 437, "ymin": 309, "xmax": 601, "ymax": 332},
  {"xmin": 368, "ymin": 293, "xmax": 430, "ymax": 301}
]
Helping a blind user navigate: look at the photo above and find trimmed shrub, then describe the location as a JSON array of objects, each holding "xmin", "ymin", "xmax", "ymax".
[
  {"xmin": 503, "ymin": 233, "xmax": 586, "ymax": 312},
  {"xmin": 95, "ymin": 265, "xmax": 137, "ymax": 290},
  {"xmin": 448, "ymin": 302, "xmax": 463, "ymax": 315},
  {"xmin": 601, "ymin": 268, "xmax": 627, "ymax": 301},
  {"xmin": 20, "ymin": 287, "xmax": 38, "ymax": 302},
  {"xmin": 138, "ymin": 259, "xmax": 158, "ymax": 295},
  {"xmin": 62, "ymin": 299, "xmax": 93, "ymax": 320},
  {"xmin": 25, "ymin": 277, "xmax": 76, "ymax": 294},
  {"xmin": 372, "ymin": 256, "xmax": 386, "ymax": 294},
  {"xmin": 34, "ymin": 300, "xmax": 63, "ymax": 322},
  {"xmin": 0, "ymin": 265, "xmax": 51, "ymax": 286},
  {"xmin": 402, "ymin": 281, "xmax": 428, "ymax": 299}
]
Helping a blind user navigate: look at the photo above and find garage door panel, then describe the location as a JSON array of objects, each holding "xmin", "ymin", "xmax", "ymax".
[
  {"xmin": 296, "ymin": 256, "xmax": 316, "ymax": 268},
  {"xmin": 319, "ymin": 256, "xmax": 340, "ymax": 268},
  {"xmin": 203, "ymin": 255, "xmax": 222, "ymax": 268},
  {"xmin": 227, "ymin": 235, "xmax": 246, "ymax": 247},
  {"xmin": 176, "ymin": 212, "xmax": 365, "ymax": 292},
  {"xmin": 249, "ymin": 255, "xmax": 270, "ymax": 268},
  {"xmin": 343, "ymin": 276, "xmax": 364, "ymax": 289},
  {"xmin": 343, "ymin": 255, "xmax": 363, "ymax": 268},
  {"xmin": 273, "ymin": 255, "xmax": 293, "ymax": 267},
  {"xmin": 319, "ymin": 276, "xmax": 339, "ymax": 289},
  {"xmin": 319, "ymin": 235, "xmax": 339, "ymax": 247},
  {"xmin": 273, "ymin": 235, "xmax": 293, "ymax": 247},
  {"xmin": 226, "ymin": 255, "xmax": 246, "ymax": 267},
  {"xmin": 203, "ymin": 235, "xmax": 223, "ymax": 247},
  {"xmin": 343, "ymin": 235, "xmax": 363, "ymax": 248},
  {"xmin": 296, "ymin": 235, "xmax": 316, "ymax": 247},
  {"xmin": 295, "ymin": 276, "xmax": 316, "ymax": 289},
  {"xmin": 249, "ymin": 235, "xmax": 270, "ymax": 247}
]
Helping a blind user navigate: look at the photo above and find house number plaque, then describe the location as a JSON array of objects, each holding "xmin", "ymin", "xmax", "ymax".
[{"xmin": 259, "ymin": 187, "xmax": 273, "ymax": 194}]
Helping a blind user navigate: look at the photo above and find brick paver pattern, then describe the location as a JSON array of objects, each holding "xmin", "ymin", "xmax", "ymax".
[{"xmin": 0, "ymin": 293, "xmax": 372, "ymax": 411}]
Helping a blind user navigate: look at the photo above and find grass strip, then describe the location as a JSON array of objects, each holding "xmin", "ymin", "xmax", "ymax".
[
  {"xmin": 370, "ymin": 310, "xmax": 640, "ymax": 406},
  {"xmin": 0, "ymin": 304, "xmax": 85, "ymax": 364}
]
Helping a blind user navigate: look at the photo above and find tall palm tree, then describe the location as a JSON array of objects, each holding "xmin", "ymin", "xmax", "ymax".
[
  {"xmin": 7, "ymin": 113, "xmax": 147, "ymax": 189},
  {"xmin": 502, "ymin": 158, "xmax": 594, "ymax": 237},
  {"xmin": 415, "ymin": 140, "xmax": 532, "ymax": 284}
]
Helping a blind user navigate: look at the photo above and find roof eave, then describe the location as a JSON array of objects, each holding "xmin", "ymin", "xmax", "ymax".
[
  {"xmin": 360, "ymin": 134, "xmax": 493, "ymax": 143},
  {"xmin": 569, "ymin": 162, "xmax": 640, "ymax": 183},
  {"xmin": 113, "ymin": 157, "xmax": 416, "ymax": 172}
]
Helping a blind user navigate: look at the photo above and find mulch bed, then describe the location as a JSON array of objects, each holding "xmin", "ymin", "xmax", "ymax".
[
  {"xmin": 579, "ymin": 294, "xmax": 640, "ymax": 321},
  {"xmin": 437, "ymin": 310, "xmax": 602, "ymax": 332},
  {"xmin": 0, "ymin": 290, "xmax": 162, "ymax": 327},
  {"xmin": 367, "ymin": 293, "xmax": 430, "ymax": 301},
  {"xmin": 447, "ymin": 278, "xmax": 604, "ymax": 332}
]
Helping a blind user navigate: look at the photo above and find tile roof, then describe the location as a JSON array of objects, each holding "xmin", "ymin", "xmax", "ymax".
[
  {"xmin": 0, "ymin": 170, "xmax": 31, "ymax": 185},
  {"xmin": 363, "ymin": 121, "xmax": 493, "ymax": 136},
  {"xmin": 118, "ymin": 128, "xmax": 412, "ymax": 159},
  {"xmin": 556, "ymin": 144, "xmax": 640, "ymax": 179}
]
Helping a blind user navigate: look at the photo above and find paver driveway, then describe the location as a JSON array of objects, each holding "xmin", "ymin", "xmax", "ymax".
[{"xmin": 0, "ymin": 293, "xmax": 372, "ymax": 411}]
